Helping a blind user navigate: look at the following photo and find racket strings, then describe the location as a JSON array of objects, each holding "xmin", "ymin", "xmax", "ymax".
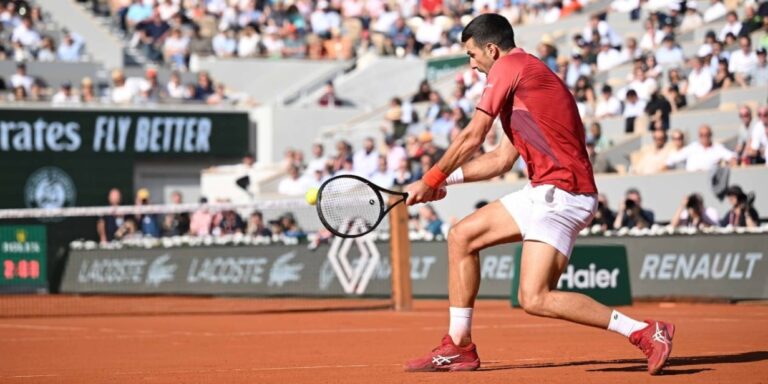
[{"xmin": 318, "ymin": 177, "xmax": 382, "ymax": 236}]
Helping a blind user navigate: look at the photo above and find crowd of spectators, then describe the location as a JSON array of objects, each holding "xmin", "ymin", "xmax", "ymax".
[
  {"xmin": 97, "ymin": 0, "xmax": 597, "ymax": 69},
  {"xmin": 0, "ymin": 1, "xmax": 86, "ymax": 63},
  {"xmin": 589, "ymin": 184, "xmax": 760, "ymax": 232},
  {"xmin": 96, "ymin": 187, "xmax": 308, "ymax": 243},
  {"xmin": 623, "ymin": 103, "xmax": 768, "ymax": 175},
  {"xmin": 0, "ymin": 1, "xmax": 239, "ymax": 105},
  {"xmin": 2, "ymin": 61, "xmax": 239, "ymax": 105}
]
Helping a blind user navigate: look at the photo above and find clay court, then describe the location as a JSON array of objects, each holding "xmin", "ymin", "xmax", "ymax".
[{"xmin": 1, "ymin": 297, "xmax": 767, "ymax": 383}]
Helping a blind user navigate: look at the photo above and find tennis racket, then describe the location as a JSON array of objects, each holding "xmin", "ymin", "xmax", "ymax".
[{"xmin": 316, "ymin": 174, "xmax": 408, "ymax": 238}]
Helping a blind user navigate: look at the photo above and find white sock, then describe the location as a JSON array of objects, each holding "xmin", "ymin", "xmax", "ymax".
[
  {"xmin": 607, "ymin": 310, "xmax": 648, "ymax": 338},
  {"xmin": 448, "ymin": 307, "xmax": 473, "ymax": 345}
]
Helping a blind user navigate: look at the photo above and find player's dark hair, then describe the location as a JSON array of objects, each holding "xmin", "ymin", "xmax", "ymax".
[{"xmin": 461, "ymin": 14, "xmax": 516, "ymax": 50}]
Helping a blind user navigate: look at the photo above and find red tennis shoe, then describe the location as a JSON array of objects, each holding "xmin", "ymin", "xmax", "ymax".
[
  {"xmin": 629, "ymin": 319, "xmax": 675, "ymax": 375},
  {"xmin": 404, "ymin": 335, "xmax": 480, "ymax": 372}
]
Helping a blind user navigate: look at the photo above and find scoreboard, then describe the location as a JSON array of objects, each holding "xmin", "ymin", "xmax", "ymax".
[{"xmin": 0, "ymin": 225, "xmax": 47, "ymax": 293}]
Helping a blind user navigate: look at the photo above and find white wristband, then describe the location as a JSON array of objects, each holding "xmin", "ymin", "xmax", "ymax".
[{"xmin": 445, "ymin": 168, "xmax": 464, "ymax": 185}]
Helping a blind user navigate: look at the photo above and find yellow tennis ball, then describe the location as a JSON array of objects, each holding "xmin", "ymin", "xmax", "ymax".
[{"xmin": 305, "ymin": 187, "xmax": 319, "ymax": 205}]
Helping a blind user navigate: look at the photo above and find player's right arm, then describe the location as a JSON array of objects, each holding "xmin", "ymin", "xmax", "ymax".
[{"xmin": 460, "ymin": 132, "xmax": 520, "ymax": 182}]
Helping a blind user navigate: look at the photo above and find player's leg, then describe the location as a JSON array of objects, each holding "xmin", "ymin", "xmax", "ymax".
[
  {"xmin": 517, "ymin": 186, "xmax": 675, "ymax": 375},
  {"xmin": 404, "ymin": 200, "xmax": 522, "ymax": 372},
  {"xmin": 446, "ymin": 201, "xmax": 522, "ymax": 345},
  {"xmin": 516, "ymin": 240, "xmax": 613, "ymax": 327}
]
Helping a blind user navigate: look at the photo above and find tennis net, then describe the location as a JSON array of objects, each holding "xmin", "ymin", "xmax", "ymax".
[{"xmin": 0, "ymin": 197, "xmax": 408, "ymax": 318}]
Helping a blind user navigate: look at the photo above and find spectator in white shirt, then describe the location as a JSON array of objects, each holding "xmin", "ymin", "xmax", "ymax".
[
  {"xmin": 729, "ymin": 36, "xmax": 759, "ymax": 86},
  {"xmin": 166, "ymin": 71, "xmax": 186, "ymax": 99},
  {"xmin": 9, "ymin": 62, "xmax": 34, "ymax": 93},
  {"xmin": 718, "ymin": 11, "xmax": 742, "ymax": 41},
  {"xmin": 619, "ymin": 37, "xmax": 642, "ymax": 63},
  {"xmin": 565, "ymin": 54, "xmax": 592, "ymax": 88},
  {"xmin": 543, "ymin": 2, "xmax": 561, "ymax": 23},
  {"xmin": 370, "ymin": 155, "xmax": 395, "ymax": 189},
  {"xmin": 415, "ymin": 14, "xmax": 442, "ymax": 47},
  {"xmin": 212, "ymin": 29, "xmax": 237, "ymax": 57},
  {"xmin": 36, "ymin": 36, "xmax": 56, "ymax": 62},
  {"xmin": 595, "ymin": 84, "xmax": 623, "ymax": 119},
  {"xmin": 157, "ymin": 0, "xmax": 179, "ymax": 21},
  {"xmin": 109, "ymin": 69, "xmax": 136, "ymax": 104},
  {"xmin": 655, "ymin": 36, "xmax": 684, "ymax": 67},
  {"xmin": 666, "ymin": 124, "xmax": 736, "ymax": 171},
  {"xmin": 57, "ymin": 31, "xmax": 83, "ymax": 62},
  {"xmin": 306, "ymin": 143, "xmax": 329, "ymax": 174},
  {"xmin": 260, "ymin": 26, "xmax": 284, "ymax": 58},
  {"xmin": 686, "ymin": 56, "xmax": 713, "ymax": 100},
  {"xmin": 352, "ymin": 137, "xmax": 379, "ymax": 178},
  {"xmin": 278, "ymin": 165, "xmax": 309, "ymax": 196},
  {"xmin": 627, "ymin": 67, "xmax": 658, "ymax": 101},
  {"xmin": 639, "ymin": 19, "xmax": 664, "ymax": 51},
  {"xmin": 11, "ymin": 17, "xmax": 41, "ymax": 50},
  {"xmin": 680, "ymin": 1, "xmax": 703, "ymax": 33},
  {"xmin": 702, "ymin": 0, "xmax": 726, "ymax": 23},
  {"xmin": 51, "ymin": 82, "xmax": 80, "ymax": 105},
  {"xmin": 582, "ymin": 15, "xmax": 622, "ymax": 47},
  {"xmin": 236, "ymin": 25, "xmax": 260, "ymax": 57},
  {"xmin": 747, "ymin": 106, "xmax": 768, "ymax": 162},
  {"xmin": 163, "ymin": 28, "xmax": 189, "ymax": 69},
  {"xmin": 610, "ymin": 0, "xmax": 639, "ymax": 13},
  {"xmin": 735, "ymin": 105, "xmax": 759, "ymax": 161},
  {"xmin": 596, "ymin": 41, "xmax": 623, "ymax": 72},
  {"xmin": 749, "ymin": 48, "xmax": 768, "ymax": 87},
  {"xmin": 623, "ymin": 90, "xmax": 646, "ymax": 133}
]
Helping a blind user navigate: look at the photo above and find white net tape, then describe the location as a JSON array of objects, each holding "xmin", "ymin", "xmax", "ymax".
[{"xmin": 0, "ymin": 200, "xmax": 306, "ymax": 219}]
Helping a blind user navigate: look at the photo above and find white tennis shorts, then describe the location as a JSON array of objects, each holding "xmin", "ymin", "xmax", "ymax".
[{"xmin": 500, "ymin": 183, "xmax": 597, "ymax": 258}]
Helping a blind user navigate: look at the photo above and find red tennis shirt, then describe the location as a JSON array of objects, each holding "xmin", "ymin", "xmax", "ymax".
[{"xmin": 476, "ymin": 48, "xmax": 598, "ymax": 194}]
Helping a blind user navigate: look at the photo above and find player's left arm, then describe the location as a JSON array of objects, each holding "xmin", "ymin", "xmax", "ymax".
[
  {"xmin": 405, "ymin": 110, "xmax": 495, "ymax": 205},
  {"xmin": 459, "ymin": 129, "xmax": 520, "ymax": 182}
]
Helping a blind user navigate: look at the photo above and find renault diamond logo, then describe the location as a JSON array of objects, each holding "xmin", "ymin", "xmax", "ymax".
[{"xmin": 327, "ymin": 218, "xmax": 380, "ymax": 295}]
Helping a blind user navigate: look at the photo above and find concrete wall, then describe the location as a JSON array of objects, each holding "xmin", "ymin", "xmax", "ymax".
[
  {"xmin": 252, "ymin": 104, "xmax": 364, "ymax": 164},
  {"xmin": 195, "ymin": 58, "xmax": 351, "ymax": 104}
]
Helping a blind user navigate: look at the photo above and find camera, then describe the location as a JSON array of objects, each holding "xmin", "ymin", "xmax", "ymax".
[
  {"xmin": 747, "ymin": 192, "xmax": 756, "ymax": 207},
  {"xmin": 624, "ymin": 199, "xmax": 636, "ymax": 210}
]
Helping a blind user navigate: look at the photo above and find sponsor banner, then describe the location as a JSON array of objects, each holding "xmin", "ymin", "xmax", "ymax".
[
  {"xmin": 577, "ymin": 235, "xmax": 768, "ymax": 299},
  {"xmin": 0, "ymin": 109, "xmax": 249, "ymax": 156},
  {"xmin": 0, "ymin": 225, "xmax": 47, "ymax": 293},
  {"xmin": 61, "ymin": 242, "xmax": 515, "ymax": 297},
  {"xmin": 61, "ymin": 235, "xmax": 768, "ymax": 300},
  {"xmin": 510, "ymin": 245, "xmax": 632, "ymax": 307},
  {"xmin": 0, "ymin": 109, "xmax": 250, "ymax": 293}
]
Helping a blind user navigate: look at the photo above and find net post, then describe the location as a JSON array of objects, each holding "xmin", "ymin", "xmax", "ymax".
[{"xmin": 388, "ymin": 196, "xmax": 412, "ymax": 311}]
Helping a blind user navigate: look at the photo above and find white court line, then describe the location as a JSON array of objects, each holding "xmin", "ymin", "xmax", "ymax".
[
  {"xmin": 0, "ymin": 322, "xmax": 566, "ymax": 342},
  {"xmin": 0, "ymin": 324, "xmax": 87, "ymax": 331},
  {"xmin": 5, "ymin": 375, "xmax": 59, "ymax": 379},
  {"xmin": 112, "ymin": 363, "xmax": 399, "ymax": 376},
  {"xmin": 7, "ymin": 354, "xmax": 625, "ymax": 379}
]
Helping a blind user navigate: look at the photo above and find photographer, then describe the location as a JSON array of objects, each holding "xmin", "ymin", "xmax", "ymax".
[
  {"xmin": 590, "ymin": 194, "xmax": 616, "ymax": 231},
  {"xmin": 614, "ymin": 188, "xmax": 655, "ymax": 229},
  {"xmin": 670, "ymin": 193, "xmax": 717, "ymax": 229},
  {"xmin": 720, "ymin": 186, "xmax": 760, "ymax": 228}
]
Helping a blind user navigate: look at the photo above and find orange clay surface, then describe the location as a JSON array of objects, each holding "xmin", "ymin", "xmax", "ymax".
[{"xmin": 1, "ymin": 297, "xmax": 767, "ymax": 384}]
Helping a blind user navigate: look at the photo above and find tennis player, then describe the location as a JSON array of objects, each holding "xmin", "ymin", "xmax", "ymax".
[{"xmin": 404, "ymin": 14, "xmax": 674, "ymax": 375}]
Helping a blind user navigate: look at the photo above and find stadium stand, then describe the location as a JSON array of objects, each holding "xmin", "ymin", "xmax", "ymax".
[{"xmin": 0, "ymin": 0, "xmax": 767, "ymax": 245}]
